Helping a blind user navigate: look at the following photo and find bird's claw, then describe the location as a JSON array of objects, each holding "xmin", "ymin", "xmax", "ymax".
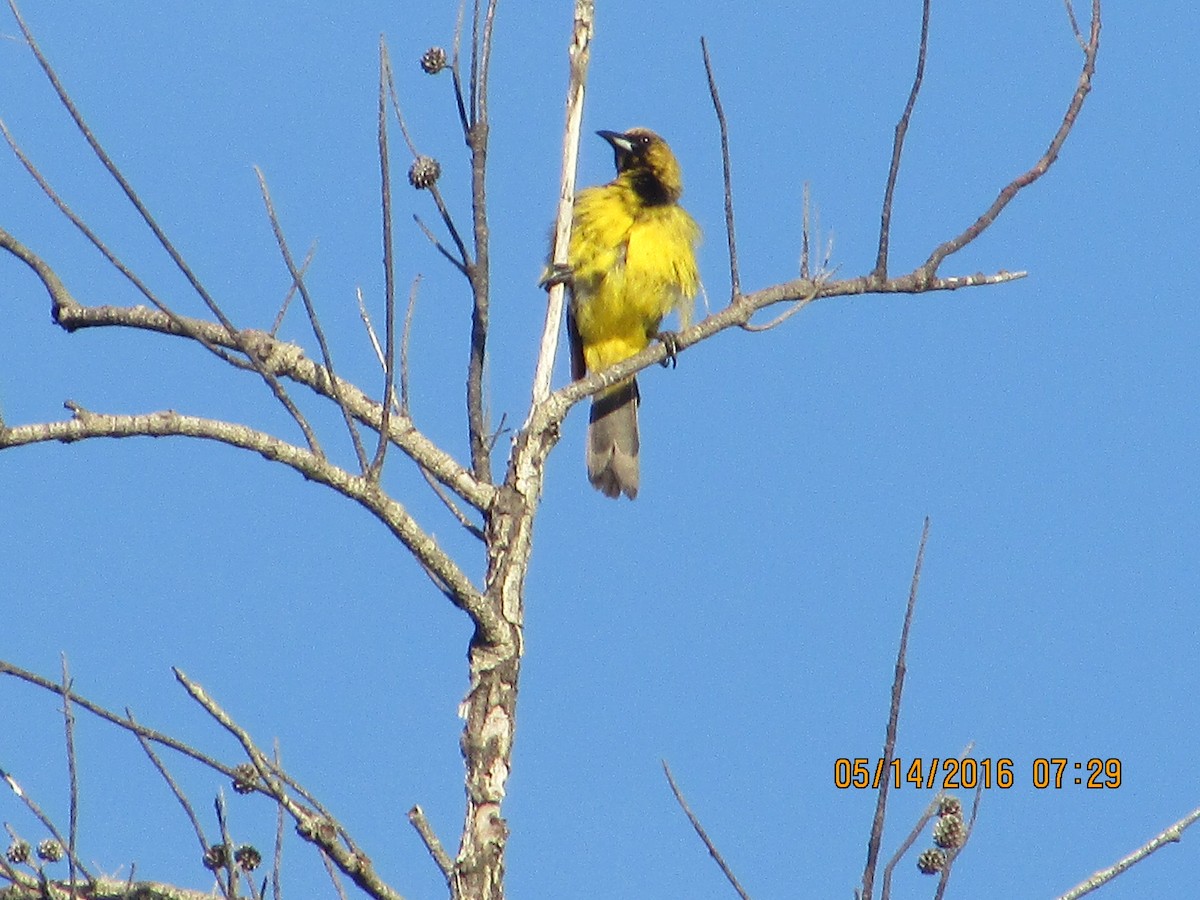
[
  {"xmin": 655, "ymin": 330, "xmax": 681, "ymax": 368},
  {"xmin": 540, "ymin": 262, "xmax": 574, "ymax": 290}
]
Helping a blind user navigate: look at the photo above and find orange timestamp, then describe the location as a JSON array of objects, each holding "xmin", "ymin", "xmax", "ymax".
[{"xmin": 833, "ymin": 757, "xmax": 1122, "ymax": 790}]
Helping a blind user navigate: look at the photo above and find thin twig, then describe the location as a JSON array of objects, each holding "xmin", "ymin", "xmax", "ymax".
[
  {"xmin": 0, "ymin": 660, "xmax": 236, "ymax": 779},
  {"xmin": 171, "ymin": 670, "xmax": 405, "ymax": 900},
  {"xmin": 7, "ymin": 0, "xmax": 225, "ymax": 329},
  {"xmin": 1055, "ymin": 805, "xmax": 1200, "ymax": 900},
  {"xmin": 860, "ymin": 517, "xmax": 931, "ymax": 900},
  {"xmin": 214, "ymin": 794, "xmax": 237, "ymax": 900},
  {"xmin": 477, "ymin": 1, "xmax": 499, "ymax": 128},
  {"xmin": 270, "ymin": 243, "xmax": 317, "ymax": 337},
  {"xmin": 0, "ymin": 269, "xmax": 494, "ymax": 509},
  {"xmin": 662, "ymin": 761, "xmax": 751, "ymax": 900},
  {"xmin": 255, "ymin": 167, "xmax": 370, "ymax": 473},
  {"xmin": 468, "ymin": 0, "xmax": 481, "ymax": 123},
  {"xmin": 412, "ymin": 214, "xmax": 470, "ymax": 275},
  {"xmin": 1063, "ymin": 0, "xmax": 1087, "ymax": 50},
  {"xmin": 483, "ymin": 411, "xmax": 508, "ymax": 456},
  {"xmin": 407, "ymin": 806, "xmax": 454, "ymax": 881},
  {"xmin": 319, "ymin": 850, "xmax": 351, "ymax": 900},
  {"xmin": 357, "ymin": 278, "xmax": 483, "ymax": 538},
  {"xmin": 740, "ymin": 280, "xmax": 823, "ymax": 333},
  {"xmin": 527, "ymin": 0, "xmax": 593, "ymax": 412},
  {"xmin": 878, "ymin": 743, "xmax": 974, "ymax": 900},
  {"xmin": 0, "ymin": 119, "xmax": 240, "ymax": 371},
  {"xmin": 59, "ymin": 656, "xmax": 80, "ymax": 896},
  {"xmin": 0, "ymin": 768, "xmax": 95, "ymax": 883},
  {"xmin": 384, "ymin": 63, "xmax": 472, "ymax": 272},
  {"xmin": 463, "ymin": 0, "xmax": 501, "ymax": 484},
  {"xmin": 933, "ymin": 784, "xmax": 983, "ymax": 900},
  {"xmin": 400, "ymin": 276, "xmax": 420, "ymax": 417},
  {"xmin": 879, "ymin": 798, "xmax": 938, "ymax": 900},
  {"xmin": 370, "ymin": 39, "xmax": 398, "ymax": 481},
  {"xmin": 272, "ymin": 743, "xmax": 286, "ymax": 900},
  {"xmin": 419, "ymin": 468, "xmax": 486, "ymax": 540},
  {"xmin": 450, "ymin": 0, "xmax": 471, "ymax": 135},
  {"xmin": 129, "ymin": 711, "xmax": 211, "ymax": 864},
  {"xmin": 357, "ymin": 286, "xmax": 388, "ymax": 373},
  {"xmin": 800, "ymin": 182, "xmax": 811, "ymax": 279},
  {"xmin": 700, "ymin": 37, "xmax": 740, "ymax": 301},
  {"xmin": 873, "ymin": 0, "xmax": 932, "ymax": 280}
]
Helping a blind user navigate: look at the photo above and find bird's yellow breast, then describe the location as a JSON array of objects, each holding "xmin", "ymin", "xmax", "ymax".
[{"xmin": 568, "ymin": 181, "xmax": 700, "ymax": 373}]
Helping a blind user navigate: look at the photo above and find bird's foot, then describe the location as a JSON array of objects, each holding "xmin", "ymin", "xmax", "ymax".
[
  {"xmin": 539, "ymin": 262, "xmax": 574, "ymax": 290},
  {"xmin": 655, "ymin": 330, "xmax": 681, "ymax": 368}
]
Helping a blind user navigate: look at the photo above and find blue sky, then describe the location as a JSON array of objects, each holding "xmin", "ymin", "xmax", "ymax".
[{"xmin": 2, "ymin": 2, "xmax": 1197, "ymax": 898}]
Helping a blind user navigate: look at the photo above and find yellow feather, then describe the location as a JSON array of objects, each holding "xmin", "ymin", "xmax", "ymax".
[
  {"xmin": 559, "ymin": 128, "xmax": 700, "ymax": 498},
  {"xmin": 568, "ymin": 137, "xmax": 700, "ymax": 373}
]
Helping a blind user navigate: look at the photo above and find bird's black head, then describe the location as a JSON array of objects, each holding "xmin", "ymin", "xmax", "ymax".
[{"xmin": 597, "ymin": 128, "xmax": 683, "ymax": 205}]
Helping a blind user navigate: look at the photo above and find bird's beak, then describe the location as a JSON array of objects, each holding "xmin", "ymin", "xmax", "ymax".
[{"xmin": 596, "ymin": 130, "xmax": 633, "ymax": 154}]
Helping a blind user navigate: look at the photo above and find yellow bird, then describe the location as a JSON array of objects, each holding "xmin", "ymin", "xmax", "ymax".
[{"xmin": 561, "ymin": 128, "xmax": 700, "ymax": 499}]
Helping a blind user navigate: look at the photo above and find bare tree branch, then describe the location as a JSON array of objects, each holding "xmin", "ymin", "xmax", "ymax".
[
  {"xmin": 0, "ymin": 660, "xmax": 239, "ymax": 780},
  {"xmin": 0, "ymin": 119, "xmax": 235, "ymax": 370},
  {"xmin": 59, "ymin": 657, "xmax": 81, "ymax": 895},
  {"xmin": 0, "ymin": 403, "xmax": 490, "ymax": 620},
  {"xmin": 255, "ymin": 167, "xmax": 371, "ymax": 473},
  {"xmin": 408, "ymin": 806, "xmax": 454, "ymax": 882},
  {"xmin": 528, "ymin": 0, "xmax": 593, "ymax": 410},
  {"xmin": 1063, "ymin": 0, "xmax": 1087, "ymax": 52},
  {"xmin": 130, "ymin": 714, "xmax": 211, "ymax": 870},
  {"xmin": 662, "ymin": 761, "xmax": 751, "ymax": 900},
  {"xmin": 385, "ymin": 68, "xmax": 472, "ymax": 273},
  {"xmin": 372, "ymin": 39, "xmax": 399, "ymax": 481},
  {"xmin": 0, "ymin": 252, "xmax": 493, "ymax": 508},
  {"xmin": 873, "ymin": 0, "xmax": 931, "ymax": 280},
  {"xmin": 463, "ymin": 0, "xmax": 501, "ymax": 484},
  {"xmin": 0, "ymin": 768, "xmax": 95, "ymax": 884},
  {"xmin": 1055, "ymin": 805, "xmax": 1200, "ymax": 900},
  {"xmin": 5, "ymin": 0, "xmax": 327, "ymax": 455},
  {"xmin": 270, "ymin": 242, "xmax": 317, "ymax": 337},
  {"xmin": 530, "ymin": 267, "xmax": 1027, "ymax": 440},
  {"xmin": 0, "ymin": 876, "xmax": 228, "ymax": 900},
  {"xmin": 271, "ymin": 744, "xmax": 286, "ymax": 900},
  {"xmin": 878, "ymin": 746, "xmax": 975, "ymax": 900},
  {"xmin": 920, "ymin": 0, "xmax": 1101, "ymax": 278},
  {"xmin": 172, "ymin": 669, "xmax": 406, "ymax": 900},
  {"xmin": 700, "ymin": 37, "xmax": 740, "ymax": 301},
  {"xmin": 450, "ymin": 0, "xmax": 471, "ymax": 136},
  {"xmin": 860, "ymin": 518, "xmax": 931, "ymax": 900}
]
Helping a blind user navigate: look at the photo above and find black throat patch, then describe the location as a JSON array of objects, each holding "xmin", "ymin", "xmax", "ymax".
[{"xmin": 630, "ymin": 169, "xmax": 673, "ymax": 206}]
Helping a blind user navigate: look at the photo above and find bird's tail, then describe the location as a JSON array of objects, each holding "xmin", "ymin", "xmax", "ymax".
[{"xmin": 587, "ymin": 378, "xmax": 640, "ymax": 499}]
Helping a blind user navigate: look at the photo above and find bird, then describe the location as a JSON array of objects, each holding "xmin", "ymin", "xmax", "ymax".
[{"xmin": 556, "ymin": 128, "xmax": 701, "ymax": 499}]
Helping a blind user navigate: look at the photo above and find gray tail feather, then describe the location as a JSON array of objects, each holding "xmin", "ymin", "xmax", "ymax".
[{"xmin": 587, "ymin": 379, "xmax": 640, "ymax": 499}]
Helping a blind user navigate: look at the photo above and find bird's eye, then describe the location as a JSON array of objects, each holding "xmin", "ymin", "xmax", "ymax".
[{"xmin": 634, "ymin": 134, "xmax": 651, "ymax": 148}]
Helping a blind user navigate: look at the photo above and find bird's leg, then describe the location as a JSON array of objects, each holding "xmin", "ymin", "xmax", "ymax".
[
  {"xmin": 654, "ymin": 330, "xmax": 681, "ymax": 369},
  {"xmin": 539, "ymin": 262, "xmax": 574, "ymax": 290}
]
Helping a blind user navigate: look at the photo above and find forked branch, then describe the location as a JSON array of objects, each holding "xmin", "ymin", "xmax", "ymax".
[{"xmin": 921, "ymin": 0, "xmax": 1100, "ymax": 278}]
